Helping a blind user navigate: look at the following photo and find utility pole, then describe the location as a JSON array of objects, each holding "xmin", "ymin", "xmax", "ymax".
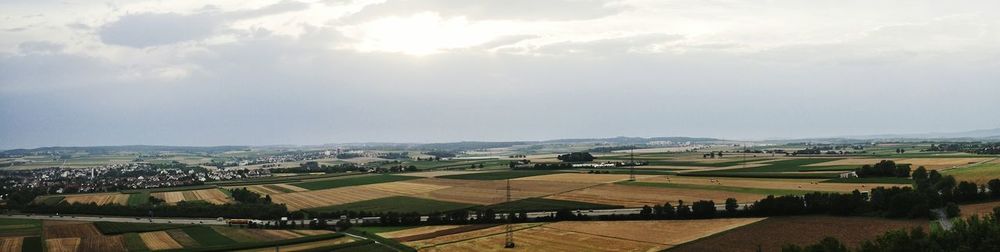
[
  {"xmin": 629, "ymin": 146, "xmax": 636, "ymax": 181},
  {"xmin": 504, "ymin": 179, "xmax": 515, "ymax": 248}
]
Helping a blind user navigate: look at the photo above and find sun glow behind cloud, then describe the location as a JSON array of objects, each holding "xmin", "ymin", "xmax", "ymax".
[{"xmin": 339, "ymin": 12, "xmax": 520, "ymax": 55}]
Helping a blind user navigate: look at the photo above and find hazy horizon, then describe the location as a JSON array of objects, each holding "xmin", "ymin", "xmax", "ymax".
[{"xmin": 3, "ymin": 0, "xmax": 1000, "ymax": 149}]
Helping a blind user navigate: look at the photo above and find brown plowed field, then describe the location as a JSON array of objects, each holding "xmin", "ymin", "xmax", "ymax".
[
  {"xmin": 546, "ymin": 184, "xmax": 764, "ymax": 207},
  {"xmin": 43, "ymin": 222, "xmax": 126, "ymax": 252},
  {"xmin": 669, "ymin": 216, "xmax": 929, "ymax": 252}
]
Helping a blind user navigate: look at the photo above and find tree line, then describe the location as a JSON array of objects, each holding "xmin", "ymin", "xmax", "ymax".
[{"xmin": 785, "ymin": 207, "xmax": 1000, "ymax": 252}]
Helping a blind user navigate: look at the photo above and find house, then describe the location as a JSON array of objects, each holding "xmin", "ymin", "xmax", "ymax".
[{"xmin": 839, "ymin": 171, "xmax": 858, "ymax": 179}]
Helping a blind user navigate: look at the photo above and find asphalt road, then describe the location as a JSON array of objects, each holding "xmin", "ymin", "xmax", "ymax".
[{"xmin": 0, "ymin": 214, "xmax": 227, "ymax": 225}]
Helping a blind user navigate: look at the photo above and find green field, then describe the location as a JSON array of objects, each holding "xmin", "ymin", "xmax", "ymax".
[
  {"xmin": 943, "ymin": 159, "xmax": 1000, "ymax": 183},
  {"xmin": 182, "ymin": 226, "xmax": 237, "ymax": 246},
  {"xmin": 682, "ymin": 158, "xmax": 846, "ymax": 179},
  {"xmin": 384, "ymin": 159, "xmax": 510, "ymax": 171},
  {"xmin": 437, "ymin": 170, "xmax": 562, "ymax": 180},
  {"xmin": 618, "ymin": 181, "xmax": 824, "ymax": 196},
  {"xmin": 307, "ymin": 196, "xmax": 476, "ymax": 214},
  {"xmin": 483, "ymin": 198, "xmax": 622, "ymax": 212},
  {"xmin": 123, "ymin": 232, "xmax": 151, "ymax": 252},
  {"xmin": 127, "ymin": 192, "xmax": 150, "ymax": 206},
  {"xmin": 39, "ymin": 196, "xmax": 64, "ymax": 205},
  {"xmin": 291, "ymin": 174, "xmax": 420, "ymax": 190},
  {"xmin": 0, "ymin": 218, "xmax": 41, "ymax": 236}
]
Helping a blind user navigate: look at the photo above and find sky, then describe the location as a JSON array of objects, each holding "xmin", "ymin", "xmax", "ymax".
[{"xmin": 1, "ymin": 0, "xmax": 1000, "ymax": 149}]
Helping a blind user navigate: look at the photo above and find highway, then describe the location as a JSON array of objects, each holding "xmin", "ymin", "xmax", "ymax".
[{"xmin": 0, "ymin": 214, "xmax": 227, "ymax": 225}]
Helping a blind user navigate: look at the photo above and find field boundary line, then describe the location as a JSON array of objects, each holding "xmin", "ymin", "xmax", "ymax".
[
  {"xmin": 415, "ymin": 223, "xmax": 545, "ymax": 249},
  {"xmin": 538, "ymin": 225, "xmax": 670, "ymax": 246}
]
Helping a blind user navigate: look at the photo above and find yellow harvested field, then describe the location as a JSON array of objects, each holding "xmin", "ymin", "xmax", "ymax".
[
  {"xmin": 420, "ymin": 226, "xmax": 662, "ymax": 252},
  {"xmin": 405, "ymin": 223, "xmax": 543, "ymax": 249},
  {"xmin": 139, "ymin": 231, "xmax": 183, "ymax": 250},
  {"xmin": 273, "ymin": 184, "xmax": 309, "ymax": 192},
  {"xmin": 806, "ymin": 158, "xmax": 991, "ymax": 170},
  {"xmin": 412, "ymin": 180, "xmax": 596, "ymax": 205},
  {"xmin": 62, "ymin": 193, "xmax": 129, "ymax": 205},
  {"xmin": 0, "ymin": 237, "xmax": 23, "ymax": 252},
  {"xmin": 234, "ymin": 184, "xmax": 311, "ymax": 195},
  {"xmin": 235, "ymin": 185, "xmax": 285, "ymax": 195},
  {"xmin": 378, "ymin": 225, "xmax": 464, "ymax": 239},
  {"xmin": 547, "ymin": 184, "xmax": 765, "ymax": 207},
  {"xmin": 45, "ymin": 238, "xmax": 81, "ymax": 252},
  {"xmin": 152, "ymin": 189, "xmax": 232, "ymax": 205},
  {"xmin": 361, "ymin": 181, "xmax": 452, "ymax": 195},
  {"xmin": 514, "ymin": 173, "xmax": 659, "ymax": 184},
  {"xmin": 637, "ymin": 175, "xmax": 906, "ymax": 192},
  {"xmin": 237, "ymin": 236, "xmax": 355, "ymax": 252},
  {"xmin": 545, "ymin": 219, "xmax": 766, "ymax": 246},
  {"xmin": 405, "ymin": 170, "xmax": 488, "ymax": 178},
  {"xmin": 269, "ymin": 187, "xmax": 395, "ymax": 211},
  {"xmin": 289, "ymin": 229, "xmax": 334, "ymax": 236},
  {"xmin": 410, "ymin": 219, "xmax": 765, "ymax": 252}
]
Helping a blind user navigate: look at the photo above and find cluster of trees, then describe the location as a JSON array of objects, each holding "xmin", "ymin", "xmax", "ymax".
[
  {"xmin": 785, "ymin": 207, "xmax": 1000, "ymax": 252},
  {"xmin": 926, "ymin": 142, "xmax": 1000, "ymax": 154},
  {"xmin": 335, "ymin": 153, "xmax": 363, "ymax": 159},
  {"xmin": 513, "ymin": 163, "xmax": 574, "ymax": 170},
  {"xmin": 854, "ymin": 160, "xmax": 911, "ymax": 178},
  {"xmin": 894, "ymin": 148, "xmax": 907, "ymax": 154},
  {"xmin": 230, "ymin": 187, "xmax": 272, "ymax": 204},
  {"xmin": 556, "ymin": 152, "xmax": 595, "ymax": 162},
  {"xmin": 703, "ymin": 152, "xmax": 725, "ymax": 158},
  {"xmin": 22, "ymin": 201, "xmax": 288, "ymax": 219}
]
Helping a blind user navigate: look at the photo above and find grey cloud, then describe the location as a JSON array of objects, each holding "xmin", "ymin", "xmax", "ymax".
[
  {"xmin": 98, "ymin": 1, "xmax": 309, "ymax": 48},
  {"xmin": 98, "ymin": 12, "xmax": 221, "ymax": 48},
  {"xmin": 17, "ymin": 41, "xmax": 64, "ymax": 53},
  {"xmin": 348, "ymin": 0, "xmax": 625, "ymax": 21}
]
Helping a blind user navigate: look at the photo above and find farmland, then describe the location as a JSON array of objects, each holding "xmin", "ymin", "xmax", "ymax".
[
  {"xmin": 668, "ymin": 216, "xmax": 929, "ymax": 252},
  {"xmin": 308, "ymin": 196, "xmax": 476, "ymax": 214},
  {"xmin": 152, "ymin": 189, "xmax": 232, "ymax": 205},
  {"xmin": 0, "ymin": 218, "xmax": 363, "ymax": 252},
  {"xmin": 546, "ymin": 183, "xmax": 765, "ymax": 207},
  {"xmin": 403, "ymin": 219, "xmax": 764, "ymax": 251},
  {"xmin": 437, "ymin": 170, "xmax": 563, "ymax": 180},
  {"xmin": 942, "ymin": 158, "xmax": 1000, "ymax": 184},
  {"xmin": 290, "ymin": 174, "xmax": 420, "ymax": 190}
]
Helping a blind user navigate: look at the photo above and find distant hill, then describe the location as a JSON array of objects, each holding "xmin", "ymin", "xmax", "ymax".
[
  {"xmin": 0, "ymin": 145, "xmax": 249, "ymax": 156},
  {"xmin": 843, "ymin": 128, "xmax": 1000, "ymax": 140}
]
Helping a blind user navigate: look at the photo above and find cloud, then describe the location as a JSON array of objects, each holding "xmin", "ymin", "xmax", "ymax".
[
  {"xmin": 17, "ymin": 41, "xmax": 64, "ymax": 54},
  {"xmin": 98, "ymin": 12, "xmax": 222, "ymax": 48},
  {"xmin": 348, "ymin": 0, "xmax": 626, "ymax": 21},
  {"xmin": 97, "ymin": 1, "xmax": 310, "ymax": 48}
]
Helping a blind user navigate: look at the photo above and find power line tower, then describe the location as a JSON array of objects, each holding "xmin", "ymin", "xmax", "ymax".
[
  {"xmin": 504, "ymin": 179, "xmax": 516, "ymax": 248},
  {"xmin": 628, "ymin": 146, "xmax": 636, "ymax": 181}
]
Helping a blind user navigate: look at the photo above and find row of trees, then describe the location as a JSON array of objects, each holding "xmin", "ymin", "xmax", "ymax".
[
  {"xmin": 21, "ymin": 201, "xmax": 288, "ymax": 219},
  {"xmin": 556, "ymin": 152, "xmax": 595, "ymax": 162},
  {"xmin": 855, "ymin": 160, "xmax": 911, "ymax": 178},
  {"xmin": 785, "ymin": 207, "xmax": 1000, "ymax": 252},
  {"xmin": 926, "ymin": 142, "xmax": 1000, "ymax": 154},
  {"xmin": 230, "ymin": 187, "xmax": 272, "ymax": 204}
]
